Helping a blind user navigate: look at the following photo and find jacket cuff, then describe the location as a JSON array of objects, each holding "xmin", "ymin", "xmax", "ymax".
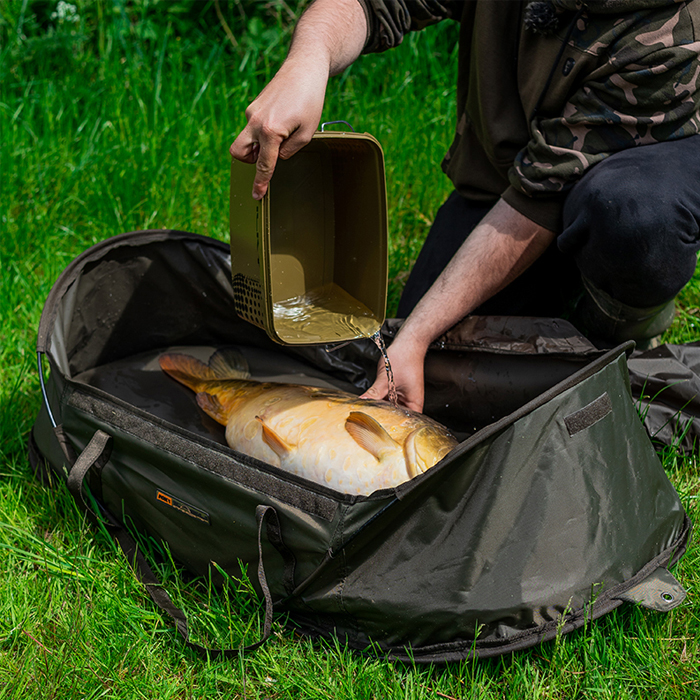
[
  {"xmin": 354, "ymin": 0, "xmax": 379, "ymax": 52},
  {"xmin": 501, "ymin": 186, "xmax": 563, "ymax": 233}
]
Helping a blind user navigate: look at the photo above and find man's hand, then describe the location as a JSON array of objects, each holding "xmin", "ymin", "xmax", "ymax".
[
  {"xmin": 362, "ymin": 199, "xmax": 556, "ymax": 413},
  {"xmin": 229, "ymin": 61, "xmax": 329, "ymax": 200},
  {"xmin": 360, "ymin": 329, "xmax": 429, "ymax": 413},
  {"xmin": 229, "ymin": 0, "xmax": 367, "ymax": 199}
]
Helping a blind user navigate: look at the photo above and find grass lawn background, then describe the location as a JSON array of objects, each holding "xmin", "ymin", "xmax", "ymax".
[{"xmin": 1, "ymin": 1, "xmax": 699, "ymax": 697}]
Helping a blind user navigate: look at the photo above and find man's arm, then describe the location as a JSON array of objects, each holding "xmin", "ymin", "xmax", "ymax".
[
  {"xmin": 361, "ymin": 199, "xmax": 555, "ymax": 412},
  {"xmin": 229, "ymin": 0, "xmax": 367, "ymax": 200}
]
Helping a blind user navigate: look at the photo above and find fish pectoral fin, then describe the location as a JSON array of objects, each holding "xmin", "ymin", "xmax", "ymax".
[
  {"xmin": 345, "ymin": 412, "xmax": 399, "ymax": 462},
  {"xmin": 196, "ymin": 392, "xmax": 229, "ymax": 425},
  {"xmin": 403, "ymin": 427, "xmax": 428, "ymax": 479},
  {"xmin": 256, "ymin": 416, "xmax": 293, "ymax": 460}
]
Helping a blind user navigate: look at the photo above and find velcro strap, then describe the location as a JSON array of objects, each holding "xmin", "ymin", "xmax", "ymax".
[{"xmin": 564, "ymin": 393, "xmax": 612, "ymax": 437}]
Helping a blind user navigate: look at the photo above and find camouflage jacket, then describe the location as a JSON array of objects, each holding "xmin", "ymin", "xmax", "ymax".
[{"xmin": 356, "ymin": 0, "xmax": 700, "ymax": 231}]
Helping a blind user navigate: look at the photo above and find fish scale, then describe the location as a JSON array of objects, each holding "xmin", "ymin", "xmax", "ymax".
[{"xmin": 159, "ymin": 349, "xmax": 458, "ymax": 495}]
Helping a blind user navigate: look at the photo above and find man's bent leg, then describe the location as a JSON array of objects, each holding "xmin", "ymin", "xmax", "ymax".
[{"xmin": 560, "ymin": 135, "xmax": 700, "ymax": 345}]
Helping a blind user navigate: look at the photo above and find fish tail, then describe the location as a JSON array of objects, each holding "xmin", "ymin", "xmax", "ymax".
[
  {"xmin": 159, "ymin": 353, "xmax": 217, "ymax": 393},
  {"xmin": 159, "ymin": 349, "xmax": 249, "ymax": 393}
]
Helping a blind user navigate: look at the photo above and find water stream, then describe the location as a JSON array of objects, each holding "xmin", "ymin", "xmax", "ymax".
[
  {"xmin": 370, "ymin": 329, "xmax": 399, "ymax": 408},
  {"xmin": 272, "ymin": 286, "xmax": 399, "ymax": 408}
]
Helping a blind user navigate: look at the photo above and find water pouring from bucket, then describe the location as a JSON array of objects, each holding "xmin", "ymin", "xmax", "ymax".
[
  {"xmin": 273, "ymin": 288, "xmax": 399, "ymax": 408},
  {"xmin": 271, "ymin": 284, "xmax": 381, "ymax": 343},
  {"xmin": 230, "ymin": 124, "xmax": 399, "ymax": 404},
  {"xmin": 370, "ymin": 330, "xmax": 399, "ymax": 408}
]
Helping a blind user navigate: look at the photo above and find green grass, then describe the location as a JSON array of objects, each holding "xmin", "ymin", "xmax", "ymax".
[{"xmin": 1, "ymin": 1, "xmax": 699, "ymax": 697}]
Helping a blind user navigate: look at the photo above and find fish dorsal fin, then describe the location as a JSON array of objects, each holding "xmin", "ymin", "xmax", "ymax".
[
  {"xmin": 209, "ymin": 348, "xmax": 250, "ymax": 380},
  {"xmin": 256, "ymin": 416, "xmax": 293, "ymax": 460},
  {"xmin": 159, "ymin": 353, "xmax": 218, "ymax": 392},
  {"xmin": 345, "ymin": 412, "xmax": 398, "ymax": 462},
  {"xmin": 196, "ymin": 392, "xmax": 228, "ymax": 426},
  {"xmin": 160, "ymin": 349, "xmax": 249, "ymax": 394}
]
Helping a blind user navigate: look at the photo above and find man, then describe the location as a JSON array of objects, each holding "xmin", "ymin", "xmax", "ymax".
[{"xmin": 230, "ymin": 0, "xmax": 700, "ymax": 412}]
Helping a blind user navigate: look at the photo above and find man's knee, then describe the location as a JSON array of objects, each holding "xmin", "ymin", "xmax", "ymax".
[
  {"xmin": 559, "ymin": 140, "xmax": 700, "ymax": 307},
  {"xmin": 563, "ymin": 168, "xmax": 682, "ymax": 295}
]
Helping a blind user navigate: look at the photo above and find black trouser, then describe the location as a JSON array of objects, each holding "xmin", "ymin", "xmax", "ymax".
[{"xmin": 397, "ymin": 136, "xmax": 700, "ymax": 320}]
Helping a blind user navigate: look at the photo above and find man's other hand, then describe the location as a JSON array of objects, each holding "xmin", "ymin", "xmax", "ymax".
[
  {"xmin": 229, "ymin": 60, "xmax": 328, "ymax": 200},
  {"xmin": 360, "ymin": 331, "xmax": 429, "ymax": 413},
  {"xmin": 229, "ymin": 0, "xmax": 367, "ymax": 200}
]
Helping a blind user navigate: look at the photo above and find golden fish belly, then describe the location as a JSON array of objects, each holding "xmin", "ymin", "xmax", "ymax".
[
  {"xmin": 158, "ymin": 351, "xmax": 457, "ymax": 495},
  {"xmin": 220, "ymin": 386, "xmax": 456, "ymax": 495}
]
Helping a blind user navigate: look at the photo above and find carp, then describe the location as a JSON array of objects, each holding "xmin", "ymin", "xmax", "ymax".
[{"xmin": 159, "ymin": 349, "xmax": 458, "ymax": 495}]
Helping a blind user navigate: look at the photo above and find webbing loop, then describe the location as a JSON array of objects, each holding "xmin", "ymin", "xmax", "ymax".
[{"xmin": 65, "ymin": 430, "xmax": 288, "ymax": 657}]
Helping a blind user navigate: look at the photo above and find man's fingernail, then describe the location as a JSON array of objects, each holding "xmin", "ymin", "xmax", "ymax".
[{"xmin": 252, "ymin": 191, "xmax": 262, "ymax": 200}]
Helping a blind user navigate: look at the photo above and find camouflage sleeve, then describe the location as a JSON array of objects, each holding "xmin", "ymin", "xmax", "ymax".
[
  {"xmin": 509, "ymin": 3, "xmax": 700, "ymax": 199},
  {"xmin": 355, "ymin": 0, "xmax": 461, "ymax": 52}
]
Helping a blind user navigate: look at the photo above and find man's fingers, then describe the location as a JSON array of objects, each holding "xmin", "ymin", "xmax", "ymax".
[
  {"xmin": 230, "ymin": 119, "xmax": 287, "ymax": 199},
  {"xmin": 360, "ymin": 366, "xmax": 388, "ymax": 401},
  {"xmin": 229, "ymin": 129, "xmax": 289, "ymax": 200},
  {"xmin": 400, "ymin": 394, "xmax": 424, "ymax": 414},
  {"xmin": 229, "ymin": 126, "xmax": 259, "ymax": 163},
  {"xmin": 252, "ymin": 134, "xmax": 282, "ymax": 200},
  {"xmin": 249, "ymin": 126, "xmax": 315, "ymax": 198},
  {"xmin": 361, "ymin": 382, "xmax": 423, "ymax": 412},
  {"xmin": 359, "ymin": 383, "xmax": 387, "ymax": 401},
  {"xmin": 278, "ymin": 126, "xmax": 315, "ymax": 161}
]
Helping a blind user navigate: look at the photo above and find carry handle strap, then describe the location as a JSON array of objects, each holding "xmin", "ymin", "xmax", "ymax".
[
  {"xmin": 66, "ymin": 430, "xmax": 110, "ymax": 514},
  {"xmin": 116, "ymin": 506, "xmax": 277, "ymax": 658},
  {"xmin": 65, "ymin": 430, "xmax": 285, "ymax": 658}
]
